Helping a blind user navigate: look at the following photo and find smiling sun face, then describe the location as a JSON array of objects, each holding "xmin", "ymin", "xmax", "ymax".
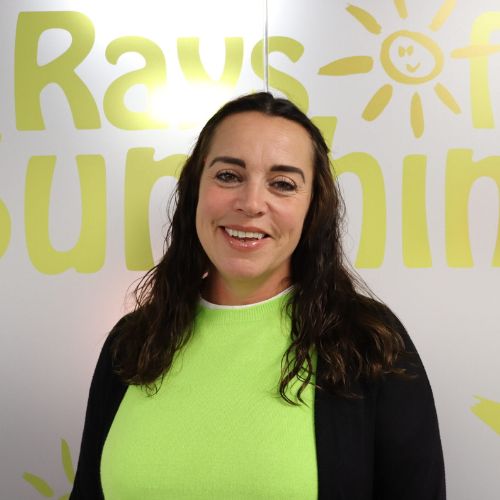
[
  {"xmin": 319, "ymin": 0, "xmax": 460, "ymax": 138},
  {"xmin": 381, "ymin": 30, "xmax": 444, "ymax": 84}
]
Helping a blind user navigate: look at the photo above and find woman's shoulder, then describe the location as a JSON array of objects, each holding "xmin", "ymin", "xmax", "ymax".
[
  {"xmin": 353, "ymin": 293, "xmax": 402, "ymax": 323},
  {"xmin": 354, "ymin": 295, "xmax": 432, "ymax": 386},
  {"xmin": 95, "ymin": 311, "xmax": 143, "ymax": 371},
  {"xmin": 353, "ymin": 293, "xmax": 416, "ymax": 351},
  {"xmin": 341, "ymin": 293, "xmax": 426, "ymax": 386},
  {"xmin": 106, "ymin": 309, "xmax": 147, "ymax": 343},
  {"xmin": 100, "ymin": 312, "xmax": 133, "ymax": 350},
  {"xmin": 108, "ymin": 310, "xmax": 140, "ymax": 336}
]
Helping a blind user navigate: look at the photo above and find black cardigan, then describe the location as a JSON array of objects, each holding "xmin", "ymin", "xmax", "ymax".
[{"xmin": 70, "ymin": 310, "xmax": 446, "ymax": 499}]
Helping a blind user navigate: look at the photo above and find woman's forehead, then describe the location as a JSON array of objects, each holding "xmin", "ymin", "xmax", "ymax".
[{"xmin": 207, "ymin": 112, "xmax": 314, "ymax": 162}]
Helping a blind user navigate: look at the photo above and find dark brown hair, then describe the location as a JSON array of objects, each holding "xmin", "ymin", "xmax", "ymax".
[{"xmin": 112, "ymin": 92, "xmax": 405, "ymax": 404}]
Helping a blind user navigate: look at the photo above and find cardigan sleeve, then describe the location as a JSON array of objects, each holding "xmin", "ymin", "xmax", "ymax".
[
  {"xmin": 70, "ymin": 318, "xmax": 129, "ymax": 500},
  {"xmin": 373, "ymin": 311, "xmax": 446, "ymax": 500}
]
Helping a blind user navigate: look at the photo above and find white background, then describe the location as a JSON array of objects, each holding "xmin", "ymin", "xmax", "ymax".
[{"xmin": 1, "ymin": 1, "xmax": 499, "ymax": 499}]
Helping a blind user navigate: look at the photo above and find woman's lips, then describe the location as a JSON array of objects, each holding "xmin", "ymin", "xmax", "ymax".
[{"xmin": 219, "ymin": 226, "xmax": 269, "ymax": 250}]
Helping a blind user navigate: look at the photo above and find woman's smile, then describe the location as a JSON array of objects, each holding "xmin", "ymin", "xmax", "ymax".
[{"xmin": 219, "ymin": 225, "xmax": 270, "ymax": 250}]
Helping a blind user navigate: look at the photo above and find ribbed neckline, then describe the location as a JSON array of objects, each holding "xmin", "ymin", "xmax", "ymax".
[
  {"xmin": 199, "ymin": 286, "xmax": 293, "ymax": 310},
  {"xmin": 196, "ymin": 287, "xmax": 293, "ymax": 324}
]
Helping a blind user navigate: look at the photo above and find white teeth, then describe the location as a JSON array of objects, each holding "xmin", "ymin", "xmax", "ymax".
[{"xmin": 224, "ymin": 228, "xmax": 265, "ymax": 239}]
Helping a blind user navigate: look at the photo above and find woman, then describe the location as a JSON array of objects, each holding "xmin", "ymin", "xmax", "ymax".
[{"xmin": 70, "ymin": 92, "xmax": 446, "ymax": 499}]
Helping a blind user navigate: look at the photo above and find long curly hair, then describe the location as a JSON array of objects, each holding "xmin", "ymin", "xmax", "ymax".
[{"xmin": 112, "ymin": 92, "xmax": 405, "ymax": 404}]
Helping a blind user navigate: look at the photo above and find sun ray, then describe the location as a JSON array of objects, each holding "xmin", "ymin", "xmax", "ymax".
[
  {"xmin": 429, "ymin": 0, "xmax": 456, "ymax": 32},
  {"xmin": 471, "ymin": 397, "xmax": 500, "ymax": 436},
  {"xmin": 434, "ymin": 83, "xmax": 461, "ymax": 114},
  {"xmin": 451, "ymin": 44, "xmax": 500, "ymax": 58},
  {"xmin": 346, "ymin": 5, "xmax": 382, "ymax": 35},
  {"xmin": 410, "ymin": 92, "xmax": 424, "ymax": 138},
  {"xmin": 362, "ymin": 84, "xmax": 393, "ymax": 121},
  {"xmin": 394, "ymin": 0, "xmax": 408, "ymax": 20},
  {"xmin": 319, "ymin": 56, "xmax": 374, "ymax": 76}
]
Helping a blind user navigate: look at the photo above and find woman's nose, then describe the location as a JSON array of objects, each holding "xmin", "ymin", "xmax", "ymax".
[{"xmin": 234, "ymin": 182, "xmax": 267, "ymax": 216}]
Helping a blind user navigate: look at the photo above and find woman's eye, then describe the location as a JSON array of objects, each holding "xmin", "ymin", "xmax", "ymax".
[
  {"xmin": 271, "ymin": 178, "xmax": 297, "ymax": 193},
  {"xmin": 215, "ymin": 171, "xmax": 239, "ymax": 183}
]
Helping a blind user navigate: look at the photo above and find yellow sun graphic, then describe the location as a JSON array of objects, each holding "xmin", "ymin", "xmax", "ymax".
[
  {"xmin": 471, "ymin": 396, "xmax": 500, "ymax": 436},
  {"xmin": 23, "ymin": 438, "xmax": 74, "ymax": 499},
  {"xmin": 319, "ymin": 0, "xmax": 461, "ymax": 138}
]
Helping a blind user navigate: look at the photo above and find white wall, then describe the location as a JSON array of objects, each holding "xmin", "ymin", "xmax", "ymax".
[{"xmin": 1, "ymin": 1, "xmax": 499, "ymax": 498}]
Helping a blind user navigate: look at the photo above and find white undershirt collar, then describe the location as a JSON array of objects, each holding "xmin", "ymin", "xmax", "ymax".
[{"xmin": 199, "ymin": 286, "xmax": 294, "ymax": 310}]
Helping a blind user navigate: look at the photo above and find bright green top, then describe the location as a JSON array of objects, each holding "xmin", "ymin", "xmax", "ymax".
[{"xmin": 100, "ymin": 290, "xmax": 318, "ymax": 499}]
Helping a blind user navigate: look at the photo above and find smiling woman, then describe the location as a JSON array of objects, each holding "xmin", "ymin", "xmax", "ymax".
[{"xmin": 70, "ymin": 92, "xmax": 446, "ymax": 500}]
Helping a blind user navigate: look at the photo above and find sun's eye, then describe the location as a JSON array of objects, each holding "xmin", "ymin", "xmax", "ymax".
[
  {"xmin": 270, "ymin": 177, "xmax": 297, "ymax": 193},
  {"xmin": 215, "ymin": 170, "xmax": 240, "ymax": 184}
]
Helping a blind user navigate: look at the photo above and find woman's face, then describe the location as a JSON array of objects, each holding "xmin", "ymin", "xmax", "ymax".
[{"xmin": 195, "ymin": 111, "xmax": 314, "ymax": 302}]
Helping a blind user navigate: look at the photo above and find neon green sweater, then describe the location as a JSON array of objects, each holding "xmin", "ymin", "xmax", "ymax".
[{"xmin": 100, "ymin": 291, "xmax": 317, "ymax": 499}]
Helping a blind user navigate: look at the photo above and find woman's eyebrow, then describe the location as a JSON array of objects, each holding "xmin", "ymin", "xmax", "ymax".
[
  {"xmin": 208, "ymin": 156, "xmax": 245, "ymax": 168},
  {"xmin": 209, "ymin": 156, "xmax": 306, "ymax": 182},
  {"xmin": 270, "ymin": 165, "xmax": 305, "ymax": 182}
]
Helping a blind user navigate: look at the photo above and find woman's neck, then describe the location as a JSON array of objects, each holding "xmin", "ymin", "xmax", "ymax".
[{"xmin": 201, "ymin": 274, "xmax": 292, "ymax": 306}]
